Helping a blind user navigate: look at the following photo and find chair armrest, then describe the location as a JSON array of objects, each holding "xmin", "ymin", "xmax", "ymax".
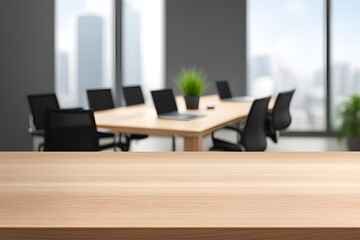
[{"xmin": 224, "ymin": 125, "xmax": 243, "ymax": 134}]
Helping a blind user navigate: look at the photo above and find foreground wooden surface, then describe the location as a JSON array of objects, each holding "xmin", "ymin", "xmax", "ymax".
[{"xmin": 1, "ymin": 152, "xmax": 360, "ymax": 239}]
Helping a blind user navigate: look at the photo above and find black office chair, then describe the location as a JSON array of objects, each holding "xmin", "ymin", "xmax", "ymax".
[
  {"xmin": 123, "ymin": 85, "xmax": 177, "ymax": 151},
  {"xmin": 210, "ymin": 96, "xmax": 271, "ymax": 152},
  {"xmin": 265, "ymin": 89, "xmax": 295, "ymax": 143},
  {"xmin": 44, "ymin": 109, "xmax": 112, "ymax": 151},
  {"xmin": 28, "ymin": 92, "xmax": 116, "ymax": 151},
  {"xmin": 123, "ymin": 85, "xmax": 145, "ymax": 106},
  {"xmin": 87, "ymin": 89, "xmax": 115, "ymax": 111},
  {"xmin": 121, "ymin": 86, "xmax": 151, "ymax": 150},
  {"xmin": 87, "ymin": 88, "xmax": 127, "ymax": 151},
  {"xmin": 27, "ymin": 93, "xmax": 60, "ymax": 151}
]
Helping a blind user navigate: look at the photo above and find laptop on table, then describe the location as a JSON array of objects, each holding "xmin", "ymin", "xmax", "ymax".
[
  {"xmin": 216, "ymin": 80, "xmax": 254, "ymax": 102},
  {"xmin": 151, "ymin": 89, "xmax": 204, "ymax": 121}
]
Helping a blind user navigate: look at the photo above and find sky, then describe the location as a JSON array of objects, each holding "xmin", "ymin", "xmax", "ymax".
[
  {"xmin": 248, "ymin": 0, "xmax": 324, "ymax": 78},
  {"xmin": 332, "ymin": 0, "xmax": 360, "ymax": 67},
  {"xmin": 249, "ymin": 0, "xmax": 360, "ymax": 76}
]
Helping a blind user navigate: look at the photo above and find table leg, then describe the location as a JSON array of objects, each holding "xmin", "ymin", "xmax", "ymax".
[{"xmin": 184, "ymin": 136, "xmax": 203, "ymax": 151}]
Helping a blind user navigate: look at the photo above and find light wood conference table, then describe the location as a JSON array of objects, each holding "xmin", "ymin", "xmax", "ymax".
[
  {"xmin": 94, "ymin": 95, "xmax": 256, "ymax": 151},
  {"xmin": 2, "ymin": 152, "xmax": 360, "ymax": 239}
]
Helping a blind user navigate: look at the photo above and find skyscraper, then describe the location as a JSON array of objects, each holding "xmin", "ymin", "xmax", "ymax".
[
  {"xmin": 56, "ymin": 52, "xmax": 70, "ymax": 95},
  {"xmin": 332, "ymin": 63, "xmax": 350, "ymax": 98},
  {"xmin": 77, "ymin": 15, "xmax": 103, "ymax": 106}
]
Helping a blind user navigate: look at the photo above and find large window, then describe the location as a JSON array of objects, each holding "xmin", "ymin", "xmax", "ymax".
[
  {"xmin": 55, "ymin": 0, "xmax": 115, "ymax": 107},
  {"xmin": 331, "ymin": 0, "xmax": 360, "ymax": 127},
  {"xmin": 122, "ymin": 0, "xmax": 165, "ymax": 101},
  {"xmin": 248, "ymin": 0, "xmax": 326, "ymax": 131}
]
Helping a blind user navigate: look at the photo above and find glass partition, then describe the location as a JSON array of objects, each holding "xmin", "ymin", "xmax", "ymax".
[
  {"xmin": 248, "ymin": 0, "xmax": 326, "ymax": 131},
  {"xmin": 55, "ymin": 0, "xmax": 115, "ymax": 107},
  {"xmin": 331, "ymin": 0, "xmax": 360, "ymax": 128}
]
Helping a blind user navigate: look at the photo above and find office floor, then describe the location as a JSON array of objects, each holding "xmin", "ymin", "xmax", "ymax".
[{"xmin": 129, "ymin": 130, "xmax": 348, "ymax": 152}]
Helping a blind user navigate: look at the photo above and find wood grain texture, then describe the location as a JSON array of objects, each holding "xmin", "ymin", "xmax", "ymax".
[
  {"xmin": 2, "ymin": 228, "xmax": 360, "ymax": 240},
  {"xmin": 183, "ymin": 136, "xmax": 203, "ymax": 151},
  {"xmin": 1, "ymin": 152, "xmax": 360, "ymax": 239}
]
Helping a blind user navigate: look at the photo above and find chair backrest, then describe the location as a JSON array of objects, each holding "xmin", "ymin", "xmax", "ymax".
[
  {"xmin": 28, "ymin": 93, "xmax": 60, "ymax": 130},
  {"xmin": 241, "ymin": 96, "xmax": 271, "ymax": 151},
  {"xmin": 123, "ymin": 85, "xmax": 145, "ymax": 106},
  {"xmin": 216, "ymin": 80, "xmax": 233, "ymax": 99},
  {"xmin": 87, "ymin": 89, "xmax": 115, "ymax": 111},
  {"xmin": 272, "ymin": 89, "xmax": 295, "ymax": 130},
  {"xmin": 44, "ymin": 109, "xmax": 99, "ymax": 151}
]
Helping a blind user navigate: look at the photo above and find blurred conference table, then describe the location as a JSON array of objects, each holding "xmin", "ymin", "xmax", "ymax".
[
  {"xmin": 94, "ymin": 95, "xmax": 254, "ymax": 151},
  {"xmin": 1, "ymin": 152, "xmax": 360, "ymax": 239}
]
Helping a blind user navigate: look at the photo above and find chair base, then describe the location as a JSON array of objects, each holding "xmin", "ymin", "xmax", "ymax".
[
  {"xmin": 210, "ymin": 137, "xmax": 245, "ymax": 152},
  {"xmin": 266, "ymin": 130, "xmax": 279, "ymax": 143}
]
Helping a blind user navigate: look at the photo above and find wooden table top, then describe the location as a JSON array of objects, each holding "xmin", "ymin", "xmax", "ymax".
[
  {"xmin": 1, "ymin": 152, "xmax": 360, "ymax": 228},
  {"xmin": 94, "ymin": 95, "xmax": 253, "ymax": 136}
]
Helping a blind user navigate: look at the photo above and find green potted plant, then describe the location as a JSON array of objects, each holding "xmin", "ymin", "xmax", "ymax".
[
  {"xmin": 338, "ymin": 94, "xmax": 360, "ymax": 151},
  {"xmin": 175, "ymin": 67, "xmax": 208, "ymax": 110}
]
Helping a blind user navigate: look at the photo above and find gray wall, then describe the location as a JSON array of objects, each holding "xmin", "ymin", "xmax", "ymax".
[
  {"xmin": 115, "ymin": 0, "xmax": 123, "ymax": 106},
  {"xmin": 0, "ymin": 0, "xmax": 55, "ymax": 150},
  {"xmin": 166, "ymin": 0, "xmax": 247, "ymax": 96}
]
